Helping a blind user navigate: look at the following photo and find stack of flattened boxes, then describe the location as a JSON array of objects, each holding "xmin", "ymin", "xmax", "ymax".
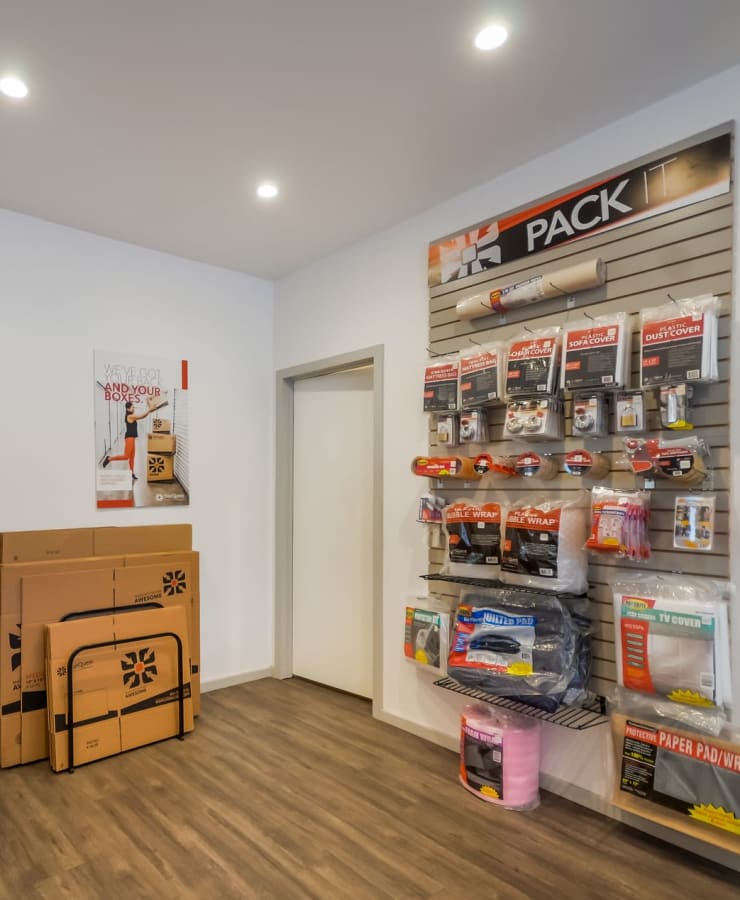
[
  {"xmin": 0, "ymin": 524, "xmax": 200, "ymax": 769},
  {"xmin": 147, "ymin": 417, "xmax": 176, "ymax": 484}
]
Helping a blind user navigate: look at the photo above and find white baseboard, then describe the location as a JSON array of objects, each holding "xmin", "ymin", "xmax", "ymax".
[
  {"xmin": 375, "ymin": 708, "xmax": 459, "ymax": 753},
  {"xmin": 201, "ymin": 667, "xmax": 274, "ymax": 693}
]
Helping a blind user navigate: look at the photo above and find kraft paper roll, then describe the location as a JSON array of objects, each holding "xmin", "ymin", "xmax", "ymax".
[
  {"xmin": 456, "ymin": 257, "xmax": 606, "ymax": 320},
  {"xmin": 411, "ymin": 456, "xmax": 481, "ymax": 480}
]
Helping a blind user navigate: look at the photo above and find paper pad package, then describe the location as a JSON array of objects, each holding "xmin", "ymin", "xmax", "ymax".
[
  {"xmin": 460, "ymin": 704, "xmax": 541, "ymax": 810},
  {"xmin": 501, "ymin": 495, "xmax": 590, "ymax": 594}
]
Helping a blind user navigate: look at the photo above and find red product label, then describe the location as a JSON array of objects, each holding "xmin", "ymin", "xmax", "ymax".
[
  {"xmin": 566, "ymin": 325, "xmax": 619, "ymax": 350},
  {"xmin": 446, "ymin": 503, "xmax": 501, "ymax": 525},
  {"xmin": 413, "ymin": 457, "xmax": 460, "ymax": 477},
  {"xmin": 624, "ymin": 722, "xmax": 740, "ymax": 773},
  {"xmin": 425, "ymin": 363, "xmax": 459, "ymax": 383},
  {"xmin": 508, "ymin": 338, "xmax": 555, "ymax": 361},
  {"xmin": 461, "ymin": 352, "xmax": 497, "ymax": 375},
  {"xmin": 642, "ymin": 315, "xmax": 704, "ymax": 346},
  {"xmin": 505, "ymin": 506, "xmax": 560, "ymax": 532}
]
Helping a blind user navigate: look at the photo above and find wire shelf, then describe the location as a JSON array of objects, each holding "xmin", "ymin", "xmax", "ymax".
[
  {"xmin": 420, "ymin": 572, "xmax": 586, "ymax": 600},
  {"xmin": 433, "ymin": 677, "xmax": 609, "ymax": 730}
]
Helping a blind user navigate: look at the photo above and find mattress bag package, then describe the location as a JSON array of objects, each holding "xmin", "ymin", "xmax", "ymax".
[
  {"xmin": 612, "ymin": 713, "xmax": 740, "ymax": 850},
  {"xmin": 448, "ymin": 587, "xmax": 593, "ymax": 710},
  {"xmin": 613, "ymin": 575, "xmax": 732, "ymax": 735},
  {"xmin": 501, "ymin": 494, "xmax": 590, "ymax": 595}
]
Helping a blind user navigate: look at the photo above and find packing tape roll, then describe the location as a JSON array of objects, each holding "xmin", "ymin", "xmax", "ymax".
[
  {"xmin": 412, "ymin": 456, "xmax": 481, "ymax": 480},
  {"xmin": 514, "ymin": 452, "xmax": 559, "ymax": 480},
  {"xmin": 564, "ymin": 450, "xmax": 610, "ymax": 479},
  {"xmin": 456, "ymin": 257, "xmax": 606, "ymax": 320}
]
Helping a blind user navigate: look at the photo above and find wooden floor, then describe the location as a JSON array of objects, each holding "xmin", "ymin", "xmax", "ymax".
[{"xmin": 0, "ymin": 678, "xmax": 738, "ymax": 899}]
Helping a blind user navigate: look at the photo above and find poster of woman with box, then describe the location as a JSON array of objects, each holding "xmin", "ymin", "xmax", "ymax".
[{"xmin": 94, "ymin": 350, "xmax": 190, "ymax": 509}]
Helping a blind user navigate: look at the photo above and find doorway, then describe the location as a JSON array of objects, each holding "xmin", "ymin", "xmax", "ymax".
[{"xmin": 275, "ymin": 347, "xmax": 383, "ymax": 710}]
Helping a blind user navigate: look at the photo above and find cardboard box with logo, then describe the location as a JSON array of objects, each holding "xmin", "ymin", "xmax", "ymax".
[
  {"xmin": 46, "ymin": 605, "xmax": 193, "ymax": 772},
  {"xmin": 151, "ymin": 418, "xmax": 171, "ymax": 434},
  {"xmin": 147, "ymin": 433, "xmax": 177, "ymax": 454}
]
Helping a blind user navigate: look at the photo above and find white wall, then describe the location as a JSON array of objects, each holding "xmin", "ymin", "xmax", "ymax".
[
  {"xmin": 274, "ymin": 64, "xmax": 740, "ymax": 804},
  {"xmin": 0, "ymin": 210, "xmax": 275, "ymax": 685}
]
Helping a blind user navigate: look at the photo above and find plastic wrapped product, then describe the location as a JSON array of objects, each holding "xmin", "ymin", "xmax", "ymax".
[
  {"xmin": 459, "ymin": 704, "xmax": 541, "ymax": 810},
  {"xmin": 503, "ymin": 396, "xmax": 563, "ymax": 441},
  {"xmin": 423, "ymin": 358, "xmax": 460, "ymax": 412},
  {"xmin": 459, "ymin": 344, "xmax": 503, "ymax": 407},
  {"xmin": 514, "ymin": 452, "xmax": 559, "ymax": 481},
  {"xmin": 640, "ymin": 294, "xmax": 720, "ymax": 386},
  {"xmin": 443, "ymin": 500, "xmax": 507, "ymax": 577},
  {"xmin": 459, "ymin": 408, "xmax": 489, "ymax": 444},
  {"xmin": 612, "ymin": 575, "xmax": 732, "ymax": 734},
  {"xmin": 564, "ymin": 450, "xmax": 610, "ymax": 480},
  {"xmin": 447, "ymin": 588, "xmax": 593, "ymax": 708},
  {"xmin": 572, "ymin": 392, "xmax": 609, "ymax": 438},
  {"xmin": 659, "ymin": 384, "xmax": 694, "ymax": 430},
  {"xmin": 623, "ymin": 435, "xmax": 710, "ymax": 485},
  {"xmin": 501, "ymin": 495, "xmax": 590, "ymax": 594},
  {"xmin": 585, "ymin": 486, "xmax": 651, "ymax": 560},
  {"xmin": 472, "ymin": 453, "xmax": 518, "ymax": 478},
  {"xmin": 561, "ymin": 311, "xmax": 631, "ymax": 390},
  {"xmin": 673, "ymin": 495, "xmax": 716, "ymax": 552},
  {"xmin": 615, "ymin": 391, "xmax": 646, "ymax": 433},
  {"xmin": 404, "ymin": 602, "xmax": 450, "ymax": 673},
  {"xmin": 505, "ymin": 327, "xmax": 561, "ymax": 397},
  {"xmin": 436, "ymin": 414, "xmax": 459, "ymax": 447},
  {"xmin": 412, "ymin": 456, "xmax": 481, "ymax": 480}
]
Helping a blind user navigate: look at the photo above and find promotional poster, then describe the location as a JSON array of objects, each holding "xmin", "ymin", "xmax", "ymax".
[{"xmin": 94, "ymin": 351, "xmax": 190, "ymax": 509}]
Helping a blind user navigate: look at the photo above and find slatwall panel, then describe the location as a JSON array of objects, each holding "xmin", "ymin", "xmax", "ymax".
[
  {"xmin": 426, "ymin": 184, "xmax": 733, "ymax": 701},
  {"xmin": 172, "ymin": 387, "xmax": 190, "ymax": 494}
]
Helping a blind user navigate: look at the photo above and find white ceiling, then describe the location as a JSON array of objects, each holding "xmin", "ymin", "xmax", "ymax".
[{"xmin": 2, "ymin": 0, "xmax": 740, "ymax": 280}]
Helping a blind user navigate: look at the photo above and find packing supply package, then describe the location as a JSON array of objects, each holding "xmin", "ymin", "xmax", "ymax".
[
  {"xmin": 640, "ymin": 294, "xmax": 720, "ymax": 387},
  {"xmin": 514, "ymin": 452, "xmax": 559, "ymax": 481},
  {"xmin": 624, "ymin": 435, "xmax": 710, "ymax": 486},
  {"xmin": 571, "ymin": 392, "xmax": 609, "ymax": 438},
  {"xmin": 673, "ymin": 495, "xmax": 716, "ymax": 552},
  {"xmin": 612, "ymin": 575, "xmax": 732, "ymax": 735},
  {"xmin": 561, "ymin": 311, "xmax": 631, "ymax": 391},
  {"xmin": 660, "ymin": 384, "xmax": 694, "ymax": 430},
  {"xmin": 585, "ymin": 486, "xmax": 651, "ymax": 560},
  {"xmin": 460, "ymin": 704, "xmax": 541, "ymax": 810},
  {"xmin": 411, "ymin": 456, "xmax": 481, "ymax": 481},
  {"xmin": 443, "ymin": 500, "xmax": 508, "ymax": 578},
  {"xmin": 505, "ymin": 327, "xmax": 561, "ymax": 397},
  {"xmin": 503, "ymin": 396, "xmax": 563, "ymax": 440},
  {"xmin": 563, "ymin": 450, "xmax": 610, "ymax": 480},
  {"xmin": 459, "ymin": 344, "xmax": 503, "ymax": 407},
  {"xmin": 436, "ymin": 414, "xmax": 459, "ymax": 447},
  {"xmin": 459, "ymin": 408, "xmax": 489, "ymax": 444},
  {"xmin": 612, "ymin": 713, "xmax": 740, "ymax": 851},
  {"xmin": 471, "ymin": 453, "xmax": 518, "ymax": 479},
  {"xmin": 403, "ymin": 602, "xmax": 450, "ymax": 674},
  {"xmin": 423, "ymin": 358, "xmax": 460, "ymax": 412},
  {"xmin": 447, "ymin": 587, "xmax": 593, "ymax": 710},
  {"xmin": 501, "ymin": 494, "xmax": 590, "ymax": 595}
]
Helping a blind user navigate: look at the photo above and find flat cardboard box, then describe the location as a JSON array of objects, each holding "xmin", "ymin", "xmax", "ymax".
[
  {"xmin": 0, "ymin": 555, "xmax": 124, "ymax": 767},
  {"xmin": 151, "ymin": 418, "xmax": 171, "ymax": 434},
  {"xmin": 46, "ymin": 606, "xmax": 193, "ymax": 772},
  {"xmin": 611, "ymin": 713, "xmax": 740, "ymax": 854},
  {"xmin": 0, "ymin": 529, "xmax": 94, "ymax": 564},
  {"xmin": 20, "ymin": 568, "xmax": 115, "ymax": 764},
  {"xmin": 93, "ymin": 524, "xmax": 192, "ymax": 557},
  {"xmin": 123, "ymin": 551, "xmax": 200, "ymax": 600},
  {"xmin": 147, "ymin": 433, "xmax": 176, "ymax": 454}
]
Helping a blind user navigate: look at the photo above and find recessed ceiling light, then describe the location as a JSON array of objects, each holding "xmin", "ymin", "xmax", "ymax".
[
  {"xmin": 0, "ymin": 76, "xmax": 29, "ymax": 99},
  {"xmin": 474, "ymin": 24, "xmax": 508, "ymax": 51},
  {"xmin": 256, "ymin": 182, "xmax": 279, "ymax": 199}
]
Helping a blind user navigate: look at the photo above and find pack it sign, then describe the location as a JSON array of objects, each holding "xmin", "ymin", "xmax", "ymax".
[{"xmin": 428, "ymin": 132, "xmax": 731, "ymax": 288}]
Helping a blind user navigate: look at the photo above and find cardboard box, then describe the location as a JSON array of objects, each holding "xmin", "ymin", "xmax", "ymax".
[
  {"xmin": 147, "ymin": 433, "xmax": 176, "ymax": 454},
  {"xmin": 20, "ymin": 568, "xmax": 115, "ymax": 764},
  {"xmin": 151, "ymin": 418, "xmax": 171, "ymax": 434},
  {"xmin": 123, "ymin": 551, "xmax": 200, "ymax": 599},
  {"xmin": 0, "ymin": 529, "xmax": 94, "ymax": 564},
  {"xmin": 0, "ymin": 555, "xmax": 124, "ymax": 767},
  {"xmin": 46, "ymin": 606, "xmax": 193, "ymax": 772},
  {"xmin": 146, "ymin": 453, "xmax": 175, "ymax": 482},
  {"xmin": 93, "ymin": 524, "xmax": 192, "ymax": 557}
]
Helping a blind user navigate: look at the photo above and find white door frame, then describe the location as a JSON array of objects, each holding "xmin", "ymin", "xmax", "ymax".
[{"xmin": 274, "ymin": 345, "xmax": 384, "ymax": 715}]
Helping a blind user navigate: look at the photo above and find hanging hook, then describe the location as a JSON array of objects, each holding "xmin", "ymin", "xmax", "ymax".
[
  {"xmin": 523, "ymin": 326, "xmax": 536, "ymax": 336},
  {"xmin": 426, "ymin": 347, "xmax": 445, "ymax": 358},
  {"xmin": 583, "ymin": 311, "xmax": 595, "ymax": 321},
  {"xmin": 548, "ymin": 281, "xmax": 569, "ymax": 297},
  {"xmin": 469, "ymin": 337, "xmax": 483, "ymax": 347},
  {"xmin": 480, "ymin": 300, "xmax": 493, "ymax": 312},
  {"xmin": 667, "ymin": 293, "xmax": 679, "ymax": 306}
]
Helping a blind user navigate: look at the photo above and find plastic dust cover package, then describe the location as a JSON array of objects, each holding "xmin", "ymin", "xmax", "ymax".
[
  {"xmin": 561, "ymin": 311, "xmax": 631, "ymax": 391},
  {"xmin": 613, "ymin": 575, "xmax": 732, "ymax": 734},
  {"xmin": 423, "ymin": 357, "xmax": 460, "ymax": 412},
  {"xmin": 505, "ymin": 327, "xmax": 561, "ymax": 397},
  {"xmin": 459, "ymin": 344, "xmax": 503, "ymax": 407},
  {"xmin": 404, "ymin": 602, "xmax": 450, "ymax": 674},
  {"xmin": 501, "ymin": 495, "xmax": 590, "ymax": 594},
  {"xmin": 460, "ymin": 704, "xmax": 541, "ymax": 810},
  {"xmin": 640, "ymin": 294, "xmax": 720, "ymax": 386},
  {"xmin": 612, "ymin": 713, "xmax": 740, "ymax": 850},
  {"xmin": 443, "ymin": 499, "xmax": 507, "ymax": 577},
  {"xmin": 585, "ymin": 486, "xmax": 651, "ymax": 560},
  {"xmin": 448, "ymin": 588, "xmax": 593, "ymax": 709}
]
